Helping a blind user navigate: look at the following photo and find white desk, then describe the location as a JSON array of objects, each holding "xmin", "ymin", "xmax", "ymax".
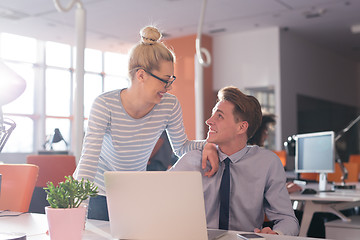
[
  {"xmin": 325, "ymin": 215, "xmax": 360, "ymax": 240},
  {"xmin": 0, "ymin": 212, "xmax": 112, "ymax": 240},
  {"xmin": 290, "ymin": 183, "xmax": 360, "ymax": 237},
  {"xmin": 0, "ymin": 212, "xmax": 327, "ymax": 240}
]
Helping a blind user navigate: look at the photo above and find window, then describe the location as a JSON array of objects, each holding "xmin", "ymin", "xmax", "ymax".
[
  {"xmin": 246, "ymin": 87, "xmax": 275, "ymax": 114},
  {"xmin": 3, "ymin": 116, "xmax": 33, "ymax": 153},
  {"xmin": 1, "ymin": 33, "xmax": 129, "ymax": 153},
  {"xmin": 46, "ymin": 69, "xmax": 72, "ymax": 117},
  {"xmin": 1, "ymin": 33, "xmax": 37, "ymax": 153},
  {"xmin": 245, "ymin": 87, "xmax": 276, "ymax": 150},
  {"xmin": 46, "ymin": 42, "xmax": 72, "ymax": 68},
  {"xmin": 1, "ymin": 33, "xmax": 37, "ymax": 63},
  {"xmin": 84, "ymin": 73, "xmax": 103, "ymax": 118}
]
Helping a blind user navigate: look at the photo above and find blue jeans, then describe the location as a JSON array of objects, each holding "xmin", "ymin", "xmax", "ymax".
[{"xmin": 88, "ymin": 195, "xmax": 109, "ymax": 221}]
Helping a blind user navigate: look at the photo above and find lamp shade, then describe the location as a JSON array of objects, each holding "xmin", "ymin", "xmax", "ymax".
[
  {"xmin": 52, "ymin": 128, "xmax": 66, "ymax": 144},
  {"xmin": 0, "ymin": 61, "xmax": 26, "ymax": 106},
  {"xmin": 0, "ymin": 61, "xmax": 26, "ymax": 153}
]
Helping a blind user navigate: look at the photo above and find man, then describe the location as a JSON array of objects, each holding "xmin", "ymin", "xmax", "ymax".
[
  {"xmin": 170, "ymin": 86, "xmax": 299, "ymax": 235},
  {"xmin": 247, "ymin": 113, "xmax": 302, "ymax": 194}
]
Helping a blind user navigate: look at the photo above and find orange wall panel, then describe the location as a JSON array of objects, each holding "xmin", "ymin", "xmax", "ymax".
[{"xmin": 165, "ymin": 34, "xmax": 214, "ymax": 140}]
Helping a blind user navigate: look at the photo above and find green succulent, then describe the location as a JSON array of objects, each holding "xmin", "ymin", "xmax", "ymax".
[{"xmin": 44, "ymin": 176, "xmax": 98, "ymax": 208}]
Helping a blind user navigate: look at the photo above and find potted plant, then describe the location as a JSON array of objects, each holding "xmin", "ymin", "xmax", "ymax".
[{"xmin": 44, "ymin": 176, "xmax": 98, "ymax": 240}]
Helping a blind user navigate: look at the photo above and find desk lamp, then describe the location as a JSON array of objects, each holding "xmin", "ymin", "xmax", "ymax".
[
  {"xmin": 0, "ymin": 61, "xmax": 26, "ymax": 153},
  {"xmin": 43, "ymin": 128, "xmax": 68, "ymax": 151},
  {"xmin": 333, "ymin": 115, "xmax": 360, "ymax": 190},
  {"xmin": 0, "ymin": 61, "xmax": 26, "ymax": 206}
]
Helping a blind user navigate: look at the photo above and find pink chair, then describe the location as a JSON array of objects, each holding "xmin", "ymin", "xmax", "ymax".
[
  {"xmin": 26, "ymin": 155, "xmax": 76, "ymax": 213},
  {"xmin": 26, "ymin": 155, "xmax": 76, "ymax": 187}
]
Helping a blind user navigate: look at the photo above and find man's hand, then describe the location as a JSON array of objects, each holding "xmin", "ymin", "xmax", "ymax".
[
  {"xmin": 286, "ymin": 182, "xmax": 303, "ymax": 193},
  {"xmin": 254, "ymin": 227, "xmax": 278, "ymax": 235},
  {"xmin": 201, "ymin": 142, "xmax": 219, "ymax": 177}
]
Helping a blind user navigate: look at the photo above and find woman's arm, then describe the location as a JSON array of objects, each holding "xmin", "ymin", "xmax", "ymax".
[
  {"xmin": 166, "ymin": 96, "xmax": 219, "ymax": 176},
  {"xmin": 73, "ymin": 94, "xmax": 110, "ymax": 182}
]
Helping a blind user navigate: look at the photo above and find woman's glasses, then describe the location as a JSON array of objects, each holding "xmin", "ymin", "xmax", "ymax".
[{"xmin": 142, "ymin": 69, "xmax": 176, "ymax": 88}]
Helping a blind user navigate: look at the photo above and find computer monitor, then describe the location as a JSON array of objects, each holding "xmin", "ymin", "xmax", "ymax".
[{"xmin": 295, "ymin": 131, "xmax": 335, "ymax": 191}]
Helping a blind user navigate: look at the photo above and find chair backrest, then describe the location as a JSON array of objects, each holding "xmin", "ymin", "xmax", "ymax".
[
  {"xmin": 273, "ymin": 150, "xmax": 287, "ymax": 167},
  {"xmin": 327, "ymin": 162, "xmax": 359, "ymax": 182},
  {"xmin": 349, "ymin": 155, "xmax": 360, "ymax": 181},
  {"xmin": 300, "ymin": 172, "xmax": 319, "ymax": 181},
  {"xmin": 349, "ymin": 155, "xmax": 360, "ymax": 164},
  {"xmin": 0, "ymin": 164, "xmax": 39, "ymax": 212},
  {"xmin": 26, "ymin": 155, "xmax": 76, "ymax": 187},
  {"xmin": 299, "ymin": 161, "xmax": 359, "ymax": 183}
]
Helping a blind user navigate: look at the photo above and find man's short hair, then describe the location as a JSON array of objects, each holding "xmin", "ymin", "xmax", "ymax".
[
  {"xmin": 217, "ymin": 86, "xmax": 262, "ymax": 139},
  {"xmin": 248, "ymin": 113, "xmax": 276, "ymax": 146}
]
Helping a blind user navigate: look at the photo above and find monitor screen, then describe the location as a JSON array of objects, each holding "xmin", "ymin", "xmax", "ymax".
[{"xmin": 295, "ymin": 131, "xmax": 335, "ymax": 173}]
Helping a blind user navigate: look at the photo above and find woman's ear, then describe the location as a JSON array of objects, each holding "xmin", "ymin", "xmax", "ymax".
[{"xmin": 136, "ymin": 69, "xmax": 146, "ymax": 84}]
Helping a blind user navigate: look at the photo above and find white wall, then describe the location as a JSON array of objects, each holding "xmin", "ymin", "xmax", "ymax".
[
  {"xmin": 213, "ymin": 27, "xmax": 280, "ymax": 90},
  {"xmin": 213, "ymin": 27, "xmax": 282, "ymax": 149}
]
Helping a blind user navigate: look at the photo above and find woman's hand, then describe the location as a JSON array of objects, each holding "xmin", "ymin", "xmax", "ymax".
[{"xmin": 201, "ymin": 142, "xmax": 219, "ymax": 177}]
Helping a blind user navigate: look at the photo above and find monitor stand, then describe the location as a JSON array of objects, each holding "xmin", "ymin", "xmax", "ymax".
[{"xmin": 319, "ymin": 172, "xmax": 327, "ymax": 191}]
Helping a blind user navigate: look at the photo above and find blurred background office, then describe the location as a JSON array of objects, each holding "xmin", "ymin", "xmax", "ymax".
[{"xmin": 0, "ymin": 0, "xmax": 359, "ymax": 170}]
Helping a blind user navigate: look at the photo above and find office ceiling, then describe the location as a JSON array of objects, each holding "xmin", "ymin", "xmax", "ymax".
[{"xmin": 1, "ymin": 0, "xmax": 360, "ymax": 60}]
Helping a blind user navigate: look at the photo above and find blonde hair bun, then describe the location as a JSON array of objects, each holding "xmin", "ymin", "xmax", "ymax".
[{"xmin": 140, "ymin": 26, "xmax": 162, "ymax": 45}]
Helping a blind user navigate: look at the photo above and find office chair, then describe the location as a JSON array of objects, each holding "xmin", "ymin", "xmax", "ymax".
[
  {"xmin": 327, "ymin": 162, "xmax": 359, "ymax": 183},
  {"xmin": 349, "ymin": 154, "xmax": 360, "ymax": 164},
  {"xmin": 26, "ymin": 154, "xmax": 76, "ymax": 213},
  {"xmin": 0, "ymin": 164, "xmax": 39, "ymax": 212},
  {"xmin": 299, "ymin": 173, "xmax": 319, "ymax": 181},
  {"xmin": 298, "ymin": 162, "xmax": 359, "ymax": 184},
  {"xmin": 349, "ymin": 155, "xmax": 360, "ymax": 181},
  {"xmin": 273, "ymin": 150, "xmax": 287, "ymax": 167}
]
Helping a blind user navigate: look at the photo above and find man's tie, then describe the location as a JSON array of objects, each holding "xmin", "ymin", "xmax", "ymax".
[{"xmin": 219, "ymin": 157, "xmax": 230, "ymax": 230}]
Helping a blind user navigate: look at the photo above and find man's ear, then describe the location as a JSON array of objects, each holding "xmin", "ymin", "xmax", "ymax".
[{"xmin": 237, "ymin": 121, "xmax": 249, "ymax": 135}]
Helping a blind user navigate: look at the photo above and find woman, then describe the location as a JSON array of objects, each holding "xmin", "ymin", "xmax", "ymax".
[
  {"xmin": 74, "ymin": 25, "xmax": 218, "ymax": 220},
  {"xmin": 247, "ymin": 113, "xmax": 276, "ymax": 147}
]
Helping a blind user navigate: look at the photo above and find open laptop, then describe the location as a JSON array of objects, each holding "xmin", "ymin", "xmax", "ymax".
[{"xmin": 104, "ymin": 171, "xmax": 225, "ymax": 240}]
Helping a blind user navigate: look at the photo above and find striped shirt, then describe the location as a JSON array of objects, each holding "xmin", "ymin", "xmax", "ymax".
[{"xmin": 74, "ymin": 89, "xmax": 205, "ymax": 194}]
